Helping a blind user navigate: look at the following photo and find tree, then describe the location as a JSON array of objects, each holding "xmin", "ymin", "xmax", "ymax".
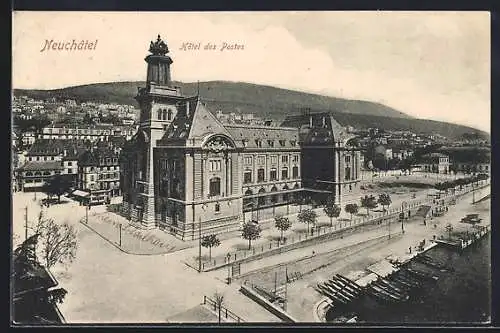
[
  {"xmin": 42, "ymin": 174, "xmax": 73, "ymax": 204},
  {"xmin": 274, "ymin": 215, "xmax": 292, "ymax": 244},
  {"xmin": 378, "ymin": 193, "xmax": 392, "ymax": 214},
  {"xmin": 242, "ymin": 222, "xmax": 262, "ymax": 250},
  {"xmin": 400, "ymin": 156, "xmax": 416, "ymax": 175},
  {"xmin": 345, "ymin": 203, "xmax": 359, "ymax": 220},
  {"xmin": 387, "ymin": 157, "xmax": 401, "ymax": 170},
  {"xmin": 445, "ymin": 223, "xmax": 454, "ymax": 241},
  {"xmin": 200, "ymin": 234, "xmax": 221, "ymax": 260},
  {"xmin": 37, "ymin": 218, "xmax": 78, "ymax": 269},
  {"xmin": 323, "ymin": 202, "xmax": 341, "ymax": 227},
  {"xmin": 360, "ymin": 195, "xmax": 378, "ymax": 216},
  {"xmin": 297, "ymin": 209, "xmax": 317, "ymax": 236}
]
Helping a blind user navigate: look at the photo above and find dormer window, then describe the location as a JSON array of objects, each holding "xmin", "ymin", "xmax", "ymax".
[
  {"xmin": 279, "ymin": 140, "xmax": 286, "ymax": 147},
  {"xmin": 290, "ymin": 140, "xmax": 297, "ymax": 147},
  {"xmin": 267, "ymin": 140, "xmax": 274, "ymax": 147},
  {"xmin": 255, "ymin": 139, "xmax": 262, "ymax": 148}
]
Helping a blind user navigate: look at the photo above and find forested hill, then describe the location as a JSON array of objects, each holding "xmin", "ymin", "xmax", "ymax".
[{"xmin": 14, "ymin": 81, "xmax": 488, "ymax": 140}]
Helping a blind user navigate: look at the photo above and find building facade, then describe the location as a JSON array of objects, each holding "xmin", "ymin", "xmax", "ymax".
[
  {"xmin": 120, "ymin": 35, "xmax": 361, "ymax": 240},
  {"xmin": 40, "ymin": 125, "xmax": 136, "ymax": 142},
  {"xmin": 77, "ymin": 148, "xmax": 121, "ymax": 204},
  {"xmin": 418, "ymin": 153, "xmax": 450, "ymax": 174}
]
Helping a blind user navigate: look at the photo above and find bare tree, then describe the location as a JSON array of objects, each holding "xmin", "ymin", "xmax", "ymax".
[
  {"xmin": 37, "ymin": 218, "xmax": 78, "ymax": 269},
  {"xmin": 214, "ymin": 291, "xmax": 224, "ymax": 324}
]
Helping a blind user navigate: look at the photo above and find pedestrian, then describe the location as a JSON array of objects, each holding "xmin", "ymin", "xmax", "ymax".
[{"xmin": 409, "ymin": 247, "xmax": 412, "ymax": 254}]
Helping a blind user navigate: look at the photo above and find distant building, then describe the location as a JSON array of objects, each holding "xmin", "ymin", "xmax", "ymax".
[
  {"xmin": 17, "ymin": 161, "xmax": 63, "ymax": 192},
  {"xmin": 65, "ymin": 99, "xmax": 77, "ymax": 107},
  {"xmin": 418, "ymin": 153, "xmax": 450, "ymax": 174},
  {"xmin": 77, "ymin": 148, "xmax": 121, "ymax": 204},
  {"xmin": 16, "ymin": 139, "xmax": 88, "ymax": 191},
  {"xmin": 40, "ymin": 125, "xmax": 134, "ymax": 141}
]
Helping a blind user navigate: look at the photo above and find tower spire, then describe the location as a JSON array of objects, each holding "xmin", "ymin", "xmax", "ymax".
[{"xmin": 197, "ymin": 80, "xmax": 200, "ymax": 97}]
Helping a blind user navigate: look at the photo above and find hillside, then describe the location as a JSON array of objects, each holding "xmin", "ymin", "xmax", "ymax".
[{"xmin": 14, "ymin": 81, "xmax": 488, "ymax": 140}]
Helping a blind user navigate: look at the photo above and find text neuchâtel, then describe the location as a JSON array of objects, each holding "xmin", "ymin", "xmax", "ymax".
[{"xmin": 40, "ymin": 39, "xmax": 98, "ymax": 52}]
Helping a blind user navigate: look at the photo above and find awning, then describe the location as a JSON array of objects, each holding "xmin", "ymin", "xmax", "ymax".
[{"xmin": 72, "ymin": 190, "xmax": 90, "ymax": 197}]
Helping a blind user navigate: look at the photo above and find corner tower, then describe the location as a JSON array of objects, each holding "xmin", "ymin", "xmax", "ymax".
[{"xmin": 127, "ymin": 35, "xmax": 185, "ymax": 229}]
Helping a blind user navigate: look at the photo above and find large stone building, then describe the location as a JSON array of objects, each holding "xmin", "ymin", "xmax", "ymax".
[{"xmin": 120, "ymin": 35, "xmax": 361, "ymax": 240}]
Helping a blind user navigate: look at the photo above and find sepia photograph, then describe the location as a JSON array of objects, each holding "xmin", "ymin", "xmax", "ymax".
[{"xmin": 11, "ymin": 11, "xmax": 491, "ymax": 325}]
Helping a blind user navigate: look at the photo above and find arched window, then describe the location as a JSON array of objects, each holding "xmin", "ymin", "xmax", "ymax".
[
  {"xmin": 34, "ymin": 171, "xmax": 42, "ymax": 176},
  {"xmin": 209, "ymin": 177, "xmax": 221, "ymax": 197},
  {"xmin": 157, "ymin": 109, "xmax": 162, "ymax": 120},
  {"xmin": 257, "ymin": 168, "xmax": 265, "ymax": 182},
  {"xmin": 292, "ymin": 166, "xmax": 299, "ymax": 179},
  {"xmin": 281, "ymin": 167, "xmax": 289, "ymax": 180},
  {"xmin": 167, "ymin": 109, "xmax": 173, "ymax": 121},
  {"xmin": 244, "ymin": 169, "xmax": 252, "ymax": 184},
  {"xmin": 162, "ymin": 109, "xmax": 167, "ymax": 121},
  {"xmin": 270, "ymin": 168, "xmax": 277, "ymax": 181},
  {"xmin": 25, "ymin": 172, "xmax": 33, "ymax": 177},
  {"xmin": 258, "ymin": 188, "xmax": 266, "ymax": 206},
  {"xmin": 243, "ymin": 189, "xmax": 253, "ymax": 210},
  {"xmin": 270, "ymin": 186, "xmax": 278, "ymax": 203}
]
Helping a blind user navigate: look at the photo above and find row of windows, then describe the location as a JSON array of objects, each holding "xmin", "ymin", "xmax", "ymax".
[
  {"xmin": 46, "ymin": 128, "xmax": 112, "ymax": 135},
  {"xmin": 28, "ymin": 156, "xmax": 57, "ymax": 162},
  {"xmin": 244, "ymin": 155, "xmax": 299, "ymax": 165},
  {"xmin": 86, "ymin": 164, "xmax": 118, "ymax": 172},
  {"xmin": 98, "ymin": 173, "xmax": 120, "ymax": 180},
  {"xmin": 243, "ymin": 166, "xmax": 299, "ymax": 184},
  {"xmin": 24, "ymin": 179, "xmax": 44, "ymax": 183},
  {"xmin": 254, "ymin": 140, "xmax": 297, "ymax": 148},
  {"xmin": 25, "ymin": 171, "xmax": 58, "ymax": 177},
  {"xmin": 208, "ymin": 160, "xmax": 222, "ymax": 172},
  {"xmin": 157, "ymin": 108, "xmax": 173, "ymax": 121}
]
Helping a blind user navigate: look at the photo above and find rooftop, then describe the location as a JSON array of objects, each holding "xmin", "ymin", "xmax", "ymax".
[{"xmin": 19, "ymin": 161, "xmax": 63, "ymax": 171}]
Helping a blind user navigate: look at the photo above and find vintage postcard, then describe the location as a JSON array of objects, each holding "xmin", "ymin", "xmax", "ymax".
[{"xmin": 11, "ymin": 11, "xmax": 491, "ymax": 325}]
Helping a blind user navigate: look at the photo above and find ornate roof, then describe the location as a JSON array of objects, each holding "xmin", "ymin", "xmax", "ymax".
[{"xmin": 149, "ymin": 35, "xmax": 169, "ymax": 56}]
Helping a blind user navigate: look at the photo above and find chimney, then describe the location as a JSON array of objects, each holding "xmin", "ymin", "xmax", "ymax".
[{"xmin": 186, "ymin": 101, "xmax": 190, "ymax": 118}]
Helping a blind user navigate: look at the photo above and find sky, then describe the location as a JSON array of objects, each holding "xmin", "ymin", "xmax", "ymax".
[{"xmin": 12, "ymin": 11, "xmax": 490, "ymax": 132}]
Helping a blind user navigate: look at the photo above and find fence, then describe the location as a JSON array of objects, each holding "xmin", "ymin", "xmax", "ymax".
[
  {"xmin": 203, "ymin": 296, "xmax": 244, "ymax": 323},
  {"xmin": 198, "ymin": 181, "xmax": 489, "ymax": 272}
]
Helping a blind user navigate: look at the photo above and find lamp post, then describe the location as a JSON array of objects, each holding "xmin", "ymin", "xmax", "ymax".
[
  {"xmin": 198, "ymin": 216, "xmax": 202, "ymax": 273},
  {"xmin": 118, "ymin": 223, "xmax": 122, "ymax": 247},
  {"xmin": 401, "ymin": 201, "xmax": 408, "ymax": 234}
]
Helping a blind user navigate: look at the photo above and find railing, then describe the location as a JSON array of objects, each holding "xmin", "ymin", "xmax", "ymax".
[
  {"xmin": 203, "ymin": 296, "xmax": 244, "ymax": 323},
  {"xmin": 198, "ymin": 182, "xmax": 488, "ymax": 272}
]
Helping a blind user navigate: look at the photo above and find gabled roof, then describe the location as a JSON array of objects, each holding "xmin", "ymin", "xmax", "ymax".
[
  {"xmin": 157, "ymin": 97, "xmax": 234, "ymax": 148},
  {"xmin": 78, "ymin": 148, "xmax": 119, "ymax": 166},
  {"xmin": 19, "ymin": 161, "xmax": 63, "ymax": 171}
]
